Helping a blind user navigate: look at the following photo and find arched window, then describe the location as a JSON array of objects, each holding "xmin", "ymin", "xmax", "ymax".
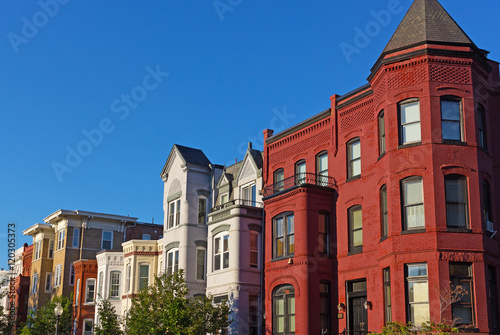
[
  {"xmin": 295, "ymin": 160, "xmax": 306, "ymax": 185},
  {"xmin": 401, "ymin": 176, "xmax": 425, "ymax": 230},
  {"xmin": 380, "ymin": 185, "xmax": 388, "ymax": 238},
  {"xmin": 273, "ymin": 212, "xmax": 294, "ymax": 259},
  {"xmin": 399, "ymin": 98, "xmax": 421, "ymax": 146},
  {"xmin": 273, "ymin": 285, "xmax": 295, "ymax": 334},
  {"xmin": 378, "ymin": 111, "xmax": 386, "ymax": 155},
  {"xmin": 441, "ymin": 96, "xmax": 463, "ymax": 142},
  {"xmin": 316, "ymin": 152, "xmax": 328, "ymax": 186},
  {"xmin": 318, "ymin": 212, "xmax": 329, "ymax": 256},
  {"xmin": 348, "ymin": 205, "xmax": 362, "ymax": 253}
]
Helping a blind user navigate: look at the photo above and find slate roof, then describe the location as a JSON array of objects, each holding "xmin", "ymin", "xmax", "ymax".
[
  {"xmin": 383, "ymin": 0, "xmax": 475, "ymax": 54},
  {"xmin": 174, "ymin": 144, "xmax": 211, "ymax": 166}
]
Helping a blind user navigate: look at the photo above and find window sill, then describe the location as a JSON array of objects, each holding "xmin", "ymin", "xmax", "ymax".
[
  {"xmin": 446, "ymin": 227, "xmax": 472, "ymax": 233},
  {"xmin": 347, "ymin": 248, "xmax": 362, "ymax": 256},
  {"xmin": 346, "ymin": 175, "xmax": 361, "ymax": 183},
  {"xmin": 398, "ymin": 142, "xmax": 422, "ymax": 149},
  {"xmin": 377, "ymin": 152, "xmax": 386, "ymax": 161},
  {"xmin": 401, "ymin": 228, "xmax": 426, "ymax": 235},
  {"xmin": 441, "ymin": 139, "xmax": 467, "ymax": 146},
  {"xmin": 271, "ymin": 255, "xmax": 294, "ymax": 263},
  {"xmin": 379, "ymin": 236, "xmax": 388, "ymax": 242}
]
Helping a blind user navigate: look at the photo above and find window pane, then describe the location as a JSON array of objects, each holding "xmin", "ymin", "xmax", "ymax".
[
  {"xmin": 406, "ymin": 204, "xmax": 425, "ymax": 228},
  {"xmin": 411, "ymin": 303, "xmax": 430, "ymax": 325},
  {"xmin": 403, "ymin": 123, "xmax": 421, "ymax": 143},
  {"xmin": 447, "ymin": 204, "xmax": 467, "ymax": 227},
  {"xmin": 441, "ymin": 100, "xmax": 460, "ymax": 120},
  {"xmin": 352, "ymin": 159, "xmax": 361, "ymax": 177},
  {"xmin": 276, "ymin": 297, "xmax": 284, "ymax": 315},
  {"xmin": 409, "ymin": 281, "xmax": 429, "ymax": 302},
  {"xmin": 140, "ymin": 265, "xmax": 148, "ymax": 278},
  {"xmin": 287, "ymin": 216, "xmax": 294, "ymax": 235},
  {"xmin": 277, "ymin": 316, "xmax": 285, "ymax": 333},
  {"xmin": 350, "ymin": 141, "xmax": 360, "ymax": 159},
  {"xmin": 288, "ymin": 296, "xmax": 295, "ymax": 314},
  {"xmin": 215, "ymin": 255, "xmax": 221, "ymax": 270},
  {"xmin": 401, "ymin": 102, "xmax": 420, "ymax": 123},
  {"xmin": 353, "ymin": 230, "xmax": 363, "ymax": 247},
  {"xmin": 442, "ymin": 121, "xmax": 461, "ymax": 140},
  {"xmin": 318, "ymin": 154, "xmax": 328, "ymax": 171},
  {"xmin": 408, "ymin": 264, "xmax": 427, "ymax": 277},
  {"xmin": 404, "ymin": 179, "xmax": 423, "ymax": 205},
  {"xmin": 352, "ymin": 209, "xmax": 362, "ymax": 229},
  {"xmin": 276, "ymin": 218, "xmax": 284, "ymax": 238},
  {"xmin": 276, "ymin": 238, "xmax": 284, "ymax": 257},
  {"xmin": 288, "ymin": 235, "xmax": 295, "ymax": 254},
  {"xmin": 289, "ymin": 315, "xmax": 296, "ymax": 332},
  {"xmin": 223, "ymin": 235, "xmax": 229, "ymax": 252}
]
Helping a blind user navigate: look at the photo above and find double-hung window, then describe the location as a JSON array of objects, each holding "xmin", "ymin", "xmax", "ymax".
[
  {"xmin": 348, "ymin": 205, "xmax": 362, "ymax": 253},
  {"xmin": 54, "ymin": 264, "xmax": 62, "ymax": 287},
  {"xmin": 347, "ymin": 139, "xmax": 361, "ymax": 179},
  {"xmin": 483, "ymin": 181, "xmax": 493, "ymax": 225},
  {"xmin": 399, "ymin": 99, "xmax": 421, "ymax": 145},
  {"xmin": 273, "ymin": 213, "xmax": 294, "ymax": 259},
  {"xmin": 75, "ymin": 278, "xmax": 80, "ymax": 305},
  {"xmin": 83, "ymin": 319, "xmax": 93, "ymax": 335},
  {"xmin": 241, "ymin": 184, "xmax": 257, "ymax": 206},
  {"xmin": 445, "ymin": 175, "xmax": 469, "ymax": 229},
  {"xmin": 31, "ymin": 273, "xmax": 38, "ymax": 294},
  {"xmin": 402, "ymin": 177, "xmax": 425, "ymax": 230},
  {"xmin": 57, "ymin": 229, "xmax": 65, "ymax": 250},
  {"xmin": 383, "ymin": 267, "xmax": 392, "ymax": 324},
  {"xmin": 214, "ymin": 233, "xmax": 229, "ymax": 271},
  {"xmin": 295, "ymin": 160, "xmax": 306, "ymax": 185},
  {"xmin": 274, "ymin": 169, "xmax": 285, "ymax": 192},
  {"xmin": 97, "ymin": 272, "xmax": 103, "ymax": 298},
  {"xmin": 379, "ymin": 111, "xmax": 386, "ymax": 155},
  {"xmin": 319, "ymin": 281, "xmax": 331, "ymax": 333},
  {"xmin": 168, "ymin": 199, "xmax": 181, "ymax": 228},
  {"xmin": 450, "ymin": 263, "xmax": 474, "ymax": 326},
  {"xmin": 249, "ymin": 232, "xmax": 259, "ymax": 268},
  {"xmin": 167, "ymin": 249, "xmax": 179, "ymax": 276},
  {"xmin": 126, "ymin": 264, "xmax": 131, "ymax": 293},
  {"xmin": 198, "ymin": 198, "xmax": 207, "ymax": 224},
  {"xmin": 318, "ymin": 212, "xmax": 329, "ymax": 256},
  {"xmin": 406, "ymin": 263, "xmax": 429, "ymax": 325},
  {"xmin": 85, "ymin": 278, "xmax": 95, "ymax": 304},
  {"xmin": 34, "ymin": 241, "xmax": 41, "ymax": 260},
  {"xmin": 109, "ymin": 271, "xmax": 120, "ymax": 298},
  {"xmin": 488, "ymin": 266, "xmax": 498, "ymax": 328},
  {"xmin": 478, "ymin": 105, "xmax": 488, "ymax": 150},
  {"xmin": 381, "ymin": 185, "xmax": 388, "ymax": 238},
  {"xmin": 273, "ymin": 285, "xmax": 295, "ymax": 335},
  {"xmin": 441, "ymin": 97, "xmax": 463, "ymax": 141},
  {"xmin": 139, "ymin": 264, "xmax": 149, "ymax": 290},
  {"xmin": 72, "ymin": 228, "xmax": 80, "ymax": 248},
  {"xmin": 317, "ymin": 152, "xmax": 328, "ymax": 186},
  {"xmin": 45, "ymin": 273, "xmax": 52, "ymax": 293},
  {"xmin": 48, "ymin": 240, "xmax": 54, "ymax": 258},
  {"xmin": 69, "ymin": 263, "xmax": 75, "ymax": 285},
  {"xmin": 101, "ymin": 231, "xmax": 113, "ymax": 250},
  {"xmin": 196, "ymin": 248, "xmax": 206, "ymax": 280}
]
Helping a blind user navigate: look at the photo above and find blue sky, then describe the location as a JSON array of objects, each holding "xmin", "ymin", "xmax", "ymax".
[{"xmin": 1, "ymin": 0, "xmax": 499, "ymax": 268}]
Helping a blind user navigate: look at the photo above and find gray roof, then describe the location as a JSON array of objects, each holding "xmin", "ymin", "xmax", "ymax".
[
  {"xmin": 383, "ymin": 0, "xmax": 474, "ymax": 54},
  {"xmin": 174, "ymin": 144, "xmax": 211, "ymax": 166}
]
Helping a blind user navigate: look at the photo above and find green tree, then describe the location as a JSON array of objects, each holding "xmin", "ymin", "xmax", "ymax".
[
  {"xmin": 94, "ymin": 298, "xmax": 123, "ymax": 335},
  {"xmin": 372, "ymin": 321, "xmax": 459, "ymax": 335},
  {"xmin": 126, "ymin": 270, "xmax": 230, "ymax": 335},
  {"xmin": 20, "ymin": 294, "xmax": 73, "ymax": 335},
  {"xmin": 0, "ymin": 287, "xmax": 14, "ymax": 335}
]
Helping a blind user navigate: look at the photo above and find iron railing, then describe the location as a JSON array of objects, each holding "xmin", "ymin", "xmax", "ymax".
[
  {"xmin": 263, "ymin": 172, "xmax": 336, "ymax": 197},
  {"xmin": 321, "ymin": 329, "xmax": 370, "ymax": 335},
  {"xmin": 210, "ymin": 199, "xmax": 264, "ymax": 213}
]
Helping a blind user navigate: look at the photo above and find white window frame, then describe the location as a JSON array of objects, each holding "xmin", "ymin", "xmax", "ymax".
[
  {"xmin": 196, "ymin": 247, "xmax": 206, "ymax": 281},
  {"xmin": 126, "ymin": 264, "xmax": 131, "ymax": 293},
  {"xmin": 249, "ymin": 231, "xmax": 259, "ymax": 269},
  {"xmin": 31, "ymin": 273, "xmax": 38, "ymax": 294},
  {"xmin": 109, "ymin": 271, "xmax": 121, "ymax": 299},
  {"xmin": 69, "ymin": 263, "xmax": 75, "ymax": 285},
  {"xmin": 75, "ymin": 278, "xmax": 80, "ymax": 306},
  {"xmin": 83, "ymin": 319, "xmax": 93, "ymax": 335},
  {"xmin": 142, "ymin": 234, "xmax": 151, "ymax": 240},
  {"xmin": 406, "ymin": 263, "xmax": 430, "ymax": 326},
  {"xmin": 57, "ymin": 229, "xmax": 65, "ymax": 250},
  {"xmin": 97, "ymin": 271, "xmax": 103, "ymax": 299},
  {"xmin": 402, "ymin": 177, "xmax": 425, "ymax": 230},
  {"xmin": 48, "ymin": 240, "xmax": 54, "ymax": 258},
  {"xmin": 85, "ymin": 278, "xmax": 96, "ymax": 304},
  {"xmin": 220, "ymin": 193, "xmax": 229, "ymax": 205},
  {"xmin": 101, "ymin": 230, "xmax": 113, "ymax": 250},
  {"xmin": 166, "ymin": 249, "xmax": 179, "ymax": 276},
  {"xmin": 72, "ymin": 228, "xmax": 80, "ymax": 248},
  {"xmin": 241, "ymin": 183, "xmax": 257, "ymax": 206},
  {"xmin": 399, "ymin": 99, "xmax": 421, "ymax": 145},
  {"xmin": 34, "ymin": 241, "xmax": 41, "ymax": 261},
  {"xmin": 168, "ymin": 199, "xmax": 181, "ymax": 228},
  {"xmin": 213, "ymin": 233, "xmax": 230, "ymax": 271},
  {"xmin": 139, "ymin": 263, "xmax": 150, "ymax": 290},
  {"xmin": 45, "ymin": 272, "xmax": 52, "ymax": 293},
  {"xmin": 54, "ymin": 264, "xmax": 62, "ymax": 287},
  {"xmin": 347, "ymin": 139, "xmax": 361, "ymax": 179}
]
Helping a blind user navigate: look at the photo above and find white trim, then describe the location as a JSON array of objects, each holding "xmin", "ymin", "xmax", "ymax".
[
  {"xmin": 85, "ymin": 278, "xmax": 96, "ymax": 304},
  {"xmin": 44, "ymin": 273, "xmax": 52, "ymax": 293}
]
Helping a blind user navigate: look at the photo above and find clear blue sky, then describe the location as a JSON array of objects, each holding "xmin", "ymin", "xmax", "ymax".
[{"xmin": 1, "ymin": 0, "xmax": 499, "ymax": 268}]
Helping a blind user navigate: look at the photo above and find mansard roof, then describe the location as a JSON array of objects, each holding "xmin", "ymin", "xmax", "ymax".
[{"xmin": 383, "ymin": 0, "xmax": 475, "ymax": 55}]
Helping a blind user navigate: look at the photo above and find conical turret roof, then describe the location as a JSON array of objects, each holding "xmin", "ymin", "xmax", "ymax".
[{"xmin": 383, "ymin": 0, "xmax": 474, "ymax": 54}]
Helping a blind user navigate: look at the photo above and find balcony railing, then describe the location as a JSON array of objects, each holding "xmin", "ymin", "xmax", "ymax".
[
  {"xmin": 210, "ymin": 199, "xmax": 264, "ymax": 213},
  {"xmin": 262, "ymin": 172, "xmax": 336, "ymax": 197}
]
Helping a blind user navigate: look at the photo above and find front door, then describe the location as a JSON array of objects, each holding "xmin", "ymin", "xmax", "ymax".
[{"xmin": 349, "ymin": 296, "xmax": 368, "ymax": 334}]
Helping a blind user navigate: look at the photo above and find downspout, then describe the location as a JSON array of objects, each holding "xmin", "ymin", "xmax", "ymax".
[{"xmin": 124, "ymin": 221, "xmax": 137, "ymax": 243}]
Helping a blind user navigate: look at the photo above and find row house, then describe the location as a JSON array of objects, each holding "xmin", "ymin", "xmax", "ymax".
[
  {"xmin": 207, "ymin": 143, "xmax": 264, "ymax": 335},
  {"xmin": 262, "ymin": 0, "xmax": 500, "ymax": 334}
]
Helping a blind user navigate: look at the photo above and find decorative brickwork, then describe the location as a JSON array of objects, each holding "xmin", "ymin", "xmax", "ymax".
[{"xmin": 430, "ymin": 64, "xmax": 471, "ymax": 84}]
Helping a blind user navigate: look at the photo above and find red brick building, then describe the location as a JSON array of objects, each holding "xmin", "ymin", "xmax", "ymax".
[
  {"xmin": 73, "ymin": 259, "xmax": 98, "ymax": 335},
  {"xmin": 262, "ymin": 0, "xmax": 500, "ymax": 334},
  {"xmin": 10, "ymin": 243, "xmax": 32, "ymax": 331}
]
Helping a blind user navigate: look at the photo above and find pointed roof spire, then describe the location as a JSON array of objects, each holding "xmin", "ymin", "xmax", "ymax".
[{"xmin": 383, "ymin": 0, "xmax": 474, "ymax": 54}]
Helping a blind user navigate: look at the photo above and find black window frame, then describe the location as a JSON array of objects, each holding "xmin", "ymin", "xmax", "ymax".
[
  {"xmin": 478, "ymin": 105, "xmax": 488, "ymax": 151},
  {"xmin": 273, "ymin": 285, "xmax": 295, "ymax": 335},
  {"xmin": 445, "ymin": 174, "xmax": 469, "ymax": 229},
  {"xmin": 383, "ymin": 267, "xmax": 392, "ymax": 325},
  {"xmin": 274, "ymin": 168, "xmax": 285, "ymax": 192},
  {"xmin": 348, "ymin": 205, "xmax": 362, "ymax": 254},
  {"xmin": 318, "ymin": 211, "xmax": 330, "ymax": 256},
  {"xmin": 441, "ymin": 96, "xmax": 464, "ymax": 143},
  {"xmin": 488, "ymin": 266, "xmax": 499, "ymax": 329},
  {"xmin": 273, "ymin": 212, "xmax": 295, "ymax": 260},
  {"xmin": 295, "ymin": 160, "xmax": 306, "ymax": 185},
  {"xmin": 319, "ymin": 280, "xmax": 331, "ymax": 333},
  {"xmin": 450, "ymin": 262, "xmax": 475, "ymax": 326},
  {"xmin": 483, "ymin": 180, "xmax": 493, "ymax": 224}
]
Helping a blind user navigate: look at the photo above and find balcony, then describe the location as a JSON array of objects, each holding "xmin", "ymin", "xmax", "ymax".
[
  {"xmin": 262, "ymin": 172, "xmax": 336, "ymax": 198},
  {"xmin": 209, "ymin": 199, "xmax": 264, "ymax": 223}
]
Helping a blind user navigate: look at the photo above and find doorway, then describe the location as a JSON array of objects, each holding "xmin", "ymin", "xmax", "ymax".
[{"xmin": 347, "ymin": 280, "xmax": 368, "ymax": 335}]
